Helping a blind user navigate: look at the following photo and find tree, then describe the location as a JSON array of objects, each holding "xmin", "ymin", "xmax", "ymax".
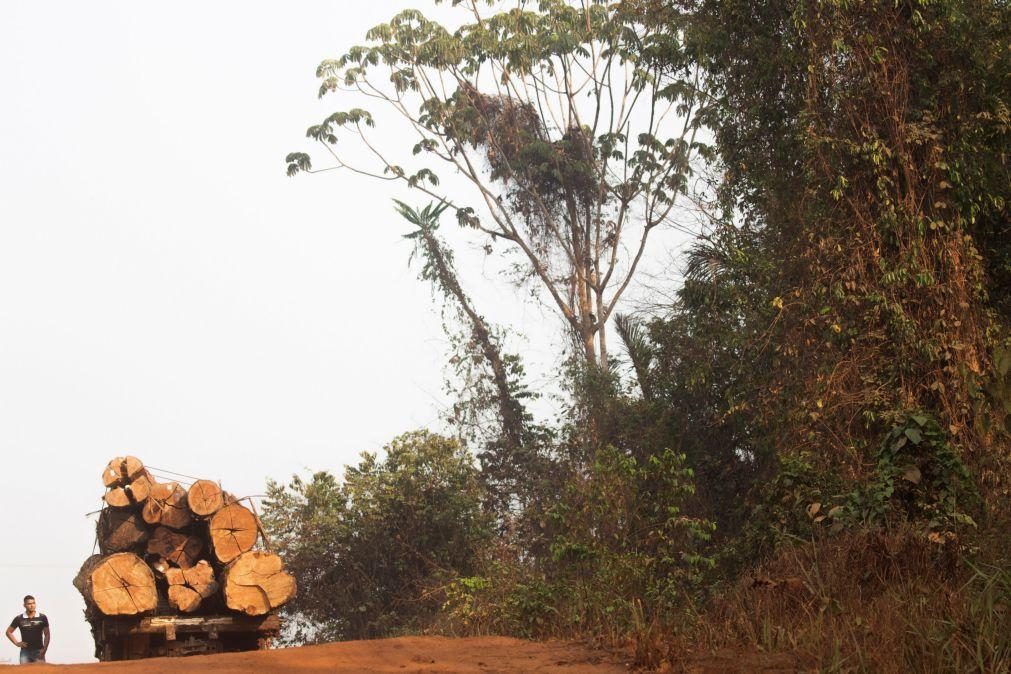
[
  {"xmin": 643, "ymin": 0, "xmax": 1011, "ymax": 505},
  {"xmin": 395, "ymin": 200, "xmax": 549, "ymax": 515},
  {"xmin": 287, "ymin": 0, "xmax": 710, "ymax": 372},
  {"xmin": 261, "ymin": 430, "xmax": 491, "ymax": 642}
]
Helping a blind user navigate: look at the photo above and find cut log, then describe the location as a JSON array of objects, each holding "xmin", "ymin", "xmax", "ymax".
[
  {"xmin": 209, "ymin": 502, "xmax": 258, "ymax": 564},
  {"xmin": 146, "ymin": 526, "xmax": 203, "ymax": 569},
  {"xmin": 97, "ymin": 508, "xmax": 149, "ymax": 554},
  {"xmin": 165, "ymin": 560, "xmax": 216, "ymax": 593},
  {"xmin": 84, "ymin": 553, "xmax": 158, "ymax": 616},
  {"xmin": 142, "ymin": 482, "xmax": 193, "ymax": 529},
  {"xmin": 187, "ymin": 479, "xmax": 224, "ymax": 517},
  {"xmin": 102, "ymin": 459, "xmax": 124, "ymax": 488},
  {"xmin": 166, "ymin": 585, "xmax": 202, "ymax": 613},
  {"xmin": 103, "ymin": 471, "xmax": 153, "ymax": 508},
  {"xmin": 101, "ymin": 456, "xmax": 147, "ymax": 488},
  {"xmin": 165, "ymin": 560, "xmax": 218, "ymax": 613},
  {"xmin": 222, "ymin": 551, "xmax": 296, "ymax": 616},
  {"xmin": 73, "ymin": 554, "xmax": 105, "ymax": 615}
]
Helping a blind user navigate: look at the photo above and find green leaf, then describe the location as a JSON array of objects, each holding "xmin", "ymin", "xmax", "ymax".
[
  {"xmin": 997, "ymin": 347, "xmax": 1011, "ymax": 378},
  {"xmin": 904, "ymin": 428, "xmax": 923, "ymax": 445}
]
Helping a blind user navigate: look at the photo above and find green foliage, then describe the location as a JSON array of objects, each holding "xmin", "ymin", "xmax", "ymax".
[
  {"xmin": 273, "ymin": 1, "xmax": 1011, "ymax": 664},
  {"xmin": 442, "ymin": 447, "xmax": 715, "ymax": 639},
  {"xmin": 732, "ymin": 453, "xmax": 844, "ymax": 561},
  {"xmin": 261, "ymin": 431, "xmax": 491, "ymax": 642},
  {"xmin": 641, "ymin": 0, "xmax": 1011, "ymax": 515},
  {"xmin": 965, "ymin": 342, "xmax": 1011, "ymax": 437},
  {"xmin": 840, "ymin": 414, "xmax": 978, "ymax": 535},
  {"xmin": 288, "ymin": 0, "xmax": 712, "ymax": 370},
  {"xmin": 393, "ymin": 199, "xmax": 552, "ymax": 518}
]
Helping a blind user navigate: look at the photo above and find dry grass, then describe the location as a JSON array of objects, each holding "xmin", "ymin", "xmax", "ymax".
[{"xmin": 651, "ymin": 526, "xmax": 1010, "ymax": 673}]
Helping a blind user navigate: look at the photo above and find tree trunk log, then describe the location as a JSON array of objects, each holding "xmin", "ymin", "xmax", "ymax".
[
  {"xmin": 165, "ymin": 561, "xmax": 218, "ymax": 613},
  {"xmin": 146, "ymin": 526, "xmax": 203, "ymax": 569},
  {"xmin": 187, "ymin": 479, "xmax": 224, "ymax": 517},
  {"xmin": 209, "ymin": 503, "xmax": 258, "ymax": 564},
  {"xmin": 101, "ymin": 456, "xmax": 147, "ymax": 488},
  {"xmin": 83, "ymin": 553, "xmax": 158, "ymax": 616},
  {"xmin": 73, "ymin": 554, "xmax": 104, "ymax": 615},
  {"xmin": 104, "ymin": 471, "xmax": 153, "ymax": 508},
  {"xmin": 222, "ymin": 551, "xmax": 296, "ymax": 616},
  {"xmin": 166, "ymin": 585, "xmax": 203, "ymax": 613},
  {"xmin": 142, "ymin": 482, "xmax": 193, "ymax": 529},
  {"xmin": 97, "ymin": 508, "xmax": 149, "ymax": 554}
]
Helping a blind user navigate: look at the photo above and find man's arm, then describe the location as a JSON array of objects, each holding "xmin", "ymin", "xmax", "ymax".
[
  {"xmin": 41, "ymin": 625, "xmax": 50, "ymax": 657},
  {"xmin": 5, "ymin": 625, "xmax": 25, "ymax": 648}
]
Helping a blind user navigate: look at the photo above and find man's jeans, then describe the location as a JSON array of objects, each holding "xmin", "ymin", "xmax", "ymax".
[{"xmin": 19, "ymin": 647, "xmax": 44, "ymax": 663}]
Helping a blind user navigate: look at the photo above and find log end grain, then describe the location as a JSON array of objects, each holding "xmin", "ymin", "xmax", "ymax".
[
  {"xmin": 187, "ymin": 479, "xmax": 225, "ymax": 518},
  {"xmin": 142, "ymin": 482, "xmax": 193, "ymax": 530},
  {"xmin": 88, "ymin": 553, "xmax": 158, "ymax": 616},
  {"xmin": 167, "ymin": 585, "xmax": 202, "ymax": 613},
  {"xmin": 209, "ymin": 502, "xmax": 258, "ymax": 564},
  {"xmin": 146, "ymin": 527, "xmax": 203, "ymax": 569},
  {"xmin": 222, "ymin": 551, "xmax": 296, "ymax": 616}
]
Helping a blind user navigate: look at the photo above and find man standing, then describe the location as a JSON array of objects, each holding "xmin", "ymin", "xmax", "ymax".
[{"xmin": 5, "ymin": 596, "xmax": 49, "ymax": 664}]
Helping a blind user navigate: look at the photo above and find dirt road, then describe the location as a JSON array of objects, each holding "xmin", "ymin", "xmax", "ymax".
[{"xmin": 26, "ymin": 636, "xmax": 629, "ymax": 673}]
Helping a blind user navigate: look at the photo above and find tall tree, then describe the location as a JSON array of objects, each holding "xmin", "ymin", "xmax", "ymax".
[
  {"xmin": 652, "ymin": 0, "xmax": 1011, "ymax": 499},
  {"xmin": 287, "ymin": 0, "xmax": 710, "ymax": 372},
  {"xmin": 395, "ymin": 200, "xmax": 544, "ymax": 513}
]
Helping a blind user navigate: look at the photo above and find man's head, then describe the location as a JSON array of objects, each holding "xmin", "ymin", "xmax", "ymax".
[{"xmin": 22, "ymin": 596, "xmax": 35, "ymax": 614}]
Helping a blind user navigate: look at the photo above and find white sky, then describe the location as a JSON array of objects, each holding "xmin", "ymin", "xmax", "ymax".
[{"xmin": 0, "ymin": 0, "xmax": 690, "ymax": 663}]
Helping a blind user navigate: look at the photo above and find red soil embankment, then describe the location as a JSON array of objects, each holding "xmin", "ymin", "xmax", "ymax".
[{"xmin": 28, "ymin": 636, "xmax": 629, "ymax": 673}]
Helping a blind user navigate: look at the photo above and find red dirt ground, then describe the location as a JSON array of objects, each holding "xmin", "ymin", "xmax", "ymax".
[{"xmin": 24, "ymin": 636, "xmax": 631, "ymax": 673}]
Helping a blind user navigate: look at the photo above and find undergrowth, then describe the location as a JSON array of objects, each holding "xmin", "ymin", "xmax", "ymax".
[{"xmin": 665, "ymin": 526, "xmax": 1010, "ymax": 673}]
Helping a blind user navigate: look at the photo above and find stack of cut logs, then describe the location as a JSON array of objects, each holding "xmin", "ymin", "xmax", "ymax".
[{"xmin": 74, "ymin": 456, "xmax": 295, "ymax": 618}]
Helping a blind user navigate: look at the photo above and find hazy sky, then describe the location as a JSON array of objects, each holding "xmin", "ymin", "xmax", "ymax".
[
  {"xmin": 0, "ymin": 0, "xmax": 514, "ymax": 662},
  {"xmin": 0, "ymin": 1, "xmax": 689, "ymax": 663}
]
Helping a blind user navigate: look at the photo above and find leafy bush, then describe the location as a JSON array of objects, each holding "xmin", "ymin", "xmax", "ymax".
[
  {"xmin": 840, "ymin": 414, "xmax": 978, "ymax": 536},
  {"xmin": 441, "ymin": 447, "xmax": 715, "ymax": 640},
  {"xmin": 261, "ymin": 431, "xmax": 491, "ymax": 642}
]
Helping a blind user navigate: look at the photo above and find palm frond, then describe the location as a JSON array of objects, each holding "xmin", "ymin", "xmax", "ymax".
[{"xmin": 615, "ymin": 313, "xmax": 655, "ymax": 400}]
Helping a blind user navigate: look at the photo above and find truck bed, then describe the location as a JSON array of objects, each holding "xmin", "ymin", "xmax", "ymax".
[{"xmin": 91, "ymin": 614, "xmax": 281, "ymax": 660}]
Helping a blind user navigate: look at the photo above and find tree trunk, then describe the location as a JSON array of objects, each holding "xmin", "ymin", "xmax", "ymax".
[
  {"xmin": 221, "ymin": 551, "xmax": 296, "ymax": 616},
  {"xmin": 165, "ymin": 561, "xmax": 218, "ymax": 613},
  {"xmin": 165, "ymin": 585, "xmax": 202, "ymax": 613},
  {"xmin": 142, "ymin": 482, "xmax": 193, "ymax": 530},
  {"xmin": 209, "ymin": 502, "xmax": 259, "ymax": 564},
  {"xmin": 146, "ymin": 526, "xmax": 203, "ymax": 569},
  {"xmin": 81, "ymin": 553, "xmax": 158, "ymax": 616},
  {"xmin": 187, "ymin": 479, "xmax": 224, "ymax": 517},
  {"xmin": 73, "ymin": 554, "xmax": 105, "ymax": 615},
  {"xmin": 102, "ymin": 456, "xmax": 147, "ymax": 488},
  {"xmin": 104, "ymin": 471, "xmax": 154, "ymax": 508},
  {"xmin": 97, "ymin": 508, "xmax": 149, "ymax": 554},
  {"xmin": 417, "ymin": 225, "xmax": 528, "ymax": 451}
]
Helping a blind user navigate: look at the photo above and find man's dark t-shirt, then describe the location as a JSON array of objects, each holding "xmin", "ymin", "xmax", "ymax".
[{"xmin": 9, "ymin": 613, "xmax": 48, "ymax": 649}]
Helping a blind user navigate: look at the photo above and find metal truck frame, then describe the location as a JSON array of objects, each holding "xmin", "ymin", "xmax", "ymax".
[{"xmin": 89, "ymin": 613, "xmax": 280, "ymax": 660}]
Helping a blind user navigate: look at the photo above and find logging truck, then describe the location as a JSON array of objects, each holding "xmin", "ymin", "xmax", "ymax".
[
  {"xmin": 87, "ymin": 612, "xmax": 281, "ymax": 660},
  {"xmin": 76, "ymin": 456, "xmax": 296, "ymax": 661}
]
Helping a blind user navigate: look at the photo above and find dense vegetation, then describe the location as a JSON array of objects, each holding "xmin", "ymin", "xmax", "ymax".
[{"xmin": 268, "ymin": 0, "xmax": 1009, "ymax": 669}]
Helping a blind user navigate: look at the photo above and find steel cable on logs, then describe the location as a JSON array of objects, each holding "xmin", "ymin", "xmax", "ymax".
[{"xmin": 91, "ymin": 462, "xmax": 273, "ymax": 549}]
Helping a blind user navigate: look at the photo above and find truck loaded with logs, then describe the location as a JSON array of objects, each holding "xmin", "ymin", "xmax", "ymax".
[{"xmin": 73, "ymin": 456, "xmax": 296, "ymax": 660}]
